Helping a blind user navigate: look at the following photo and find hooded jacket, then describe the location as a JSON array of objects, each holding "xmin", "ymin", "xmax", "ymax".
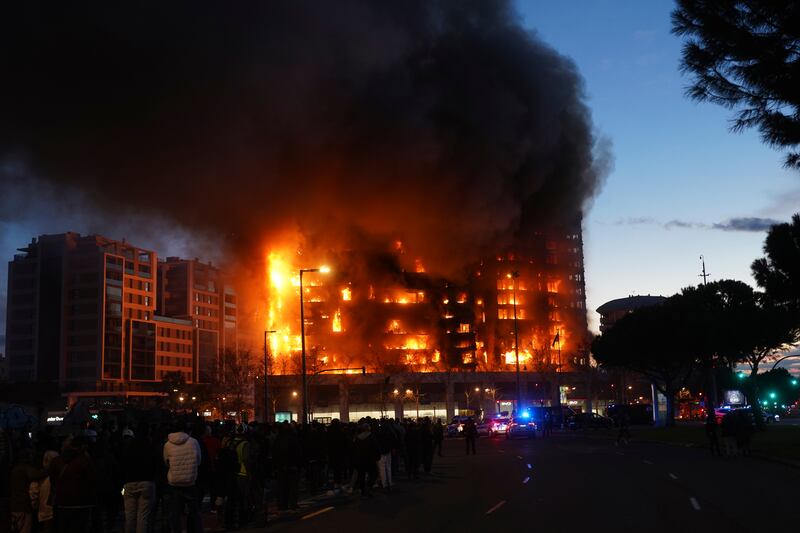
[{"xmin": 163, "ymin": 432, "xmax": 201, "ymax": 487}]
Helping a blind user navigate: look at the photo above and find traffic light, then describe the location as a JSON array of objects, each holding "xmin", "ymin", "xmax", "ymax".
[
  {"xmin": 791, "ymin": 379, "xmax": 798, "ymax": 386},
  {"xmin": 769, "ymin": 391, "xmax": 777, "ymax": 399},
  {"xmin": 737, "ymin": 371, "xmax": 746, "ymax": 379}
]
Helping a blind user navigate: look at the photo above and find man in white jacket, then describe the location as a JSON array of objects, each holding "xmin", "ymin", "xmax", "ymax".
[{"xmin": 163, "ymin": 423, "xmax": 203, "ymax": 533}]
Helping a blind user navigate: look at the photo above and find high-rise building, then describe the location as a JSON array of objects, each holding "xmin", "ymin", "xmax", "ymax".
[
  {"xmin": 5, "ymin": 232, "xmax": 158, "ymax": 387},
  {"xmin": 4, "ymin": 233, "xmax": 237, "ymax": 399},
  {"xmin": 157, "ymin": 257, "xmax": 237, "ymax": 382}
]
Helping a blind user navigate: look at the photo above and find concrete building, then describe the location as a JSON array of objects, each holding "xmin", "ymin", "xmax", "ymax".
[
  {"xmin": 4, "ymin": 233, "xmax": 237, "ymax": 405},
  {"xmin": 596, "ymin": 295, "xmax": 667, "ymax": 332},
  {"xmin": 157, "ymin": 257, "xmax": 237, "ymax": 382}
]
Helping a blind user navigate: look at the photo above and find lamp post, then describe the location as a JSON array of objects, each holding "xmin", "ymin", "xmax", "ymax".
[
  {"xmin": 263, "ymin": 330, "xmax": 276, "ymax": 422},
  {"xmin": 299, "ymin": 265, "xmax": 330, "ymax": 428},
  {"xmin": 509, "ymin": 271, "xmax": 521, "ymax": 414}
]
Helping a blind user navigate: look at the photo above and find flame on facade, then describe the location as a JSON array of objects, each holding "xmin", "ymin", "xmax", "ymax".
[{"xmin": 259, "ymin": 228, "xmax": 587, "ymax": 376}]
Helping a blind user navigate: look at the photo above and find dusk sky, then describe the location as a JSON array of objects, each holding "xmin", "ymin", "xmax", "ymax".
[
  {"xmin": 518, "ymin": 0, "xmax": 797, "ymax": 331},
  {"xmin": 0, "ymin": 1, "xmax": 796, "ymax": 345}
]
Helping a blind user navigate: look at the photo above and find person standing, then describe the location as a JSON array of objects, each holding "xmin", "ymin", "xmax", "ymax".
[
  {"xmin": 464, "ymin": 419, "xmax": 477, "ymax": 455},
  {"xmin": 352, "ymin": 423, "xmax": 379, "ymax": 497},
  {"xmin": 420, "ymin": 418, "xmax": 434, "ymax": 474},
  {"xmin": 432, "ymin": 419, "xmax": 444, "ymax": 457},
  {"xmin": 121, "ymin": 427, "xmax": 158, "ymax": 533},
  {"xmin": 272, "ymin": 422, "xmax": 300, "ymax": 511},
  {"xmin": 163, "ymin": 423, "xmax": 203, "ymax": 533},
  {"xmin": 10, "ymin": 448, "xmax": 46, "ymax": 533},
  {"xmin": 705, "ymin": 413, "xmax": 721, "ymax": 456},
  {"xmin": 375, "ymin": 420, "xmax": 395, "ymax": 491},
  {"xmin": 222, "ymin": 426, "xmax": 253, "ymax": 530},
  {"xmin": 54, "ymin": 436, "xmax": 97, "ymax": 533}
]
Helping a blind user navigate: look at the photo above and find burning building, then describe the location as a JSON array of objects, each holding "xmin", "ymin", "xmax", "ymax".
[{"xmin": 1, "ymin": 2, "xmax": 610, "ymax": 419}]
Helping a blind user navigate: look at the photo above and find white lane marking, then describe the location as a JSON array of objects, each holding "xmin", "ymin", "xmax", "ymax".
[
  {"xmin": 302, "ymin": 506, "xmax": 335, "ymax": 520},
  {"xmin": 642, "ymin": 459, "xmax": 654, "ymax": 465},
  {"xmin": 526, "ymin": 463, "xmax": 532, "ymax": 469},
  {"xmin": 486, "ymin": 500, "xmax": 507, "ymax": 515},
  {"xmin": 516, "ymin": 455, "xmax": 523, "ymax": 459},
  {"xmin": 689, "ymin": 497, "xmax": 701, "ymax": 511},
  {"xmin": 616, "ymin": 452, "xmax": 625, "ymax": 456},
  {"xmin": 668, "ymin": 473, "xmax": 678, "ymax": 480},
  {"xmin": 523, "ymin": 477, "xmax": 530, "ymax": 484}
]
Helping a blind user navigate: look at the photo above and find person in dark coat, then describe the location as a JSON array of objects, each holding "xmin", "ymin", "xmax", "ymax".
[
  {"xmin": 54, "ymin": 436, "xmax": 97, "ymax": 533},
  {"xmin": 463, "ymin": 419, "xmax": 477, "ymax": 455},
  {"xmin": 272, "ymin": 422, "xmax": 300, "ymax": 511},
  {"xmin": 419, "ymin": 418, "xmax": 434, "ymax": 474},
  {"xmin": 326, "ymin": 420, "xmax": 348, "ymax": 488},
  {"xmin": 352, "ymin": 423, "xmax": 380, "ymax": 497},
  {"xmin": 705, "ymin": 413, "xmax": 721, "ymax": 456},
  {"xmin": 404, "ymin": 421, "xmax": 421, "ymax": 479},
  {"xmin": 10, "ymin": 448, "xmax": 47, "ymax": 533},
  {"xmin": 432, "ymin": 419, "xmax": 444, "ymax": 457}
]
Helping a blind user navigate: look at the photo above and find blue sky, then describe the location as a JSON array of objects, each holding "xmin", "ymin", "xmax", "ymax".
[{"xmin": 516, "ymin": 0, "xmax": 797, "ymax": 334}]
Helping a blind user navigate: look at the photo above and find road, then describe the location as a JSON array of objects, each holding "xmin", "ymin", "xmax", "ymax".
[{"xmin": 252, "ymin": 431, "xmax": 800, "ymax": 533}]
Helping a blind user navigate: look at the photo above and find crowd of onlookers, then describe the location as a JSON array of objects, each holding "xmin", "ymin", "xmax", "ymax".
[
  {"xmin": 705, "ymin": 410, "xmax": 754, "ymax": 457},
  {"xmin": 0, "ymin": 413, "xmax": 448, "ymax": 532}
]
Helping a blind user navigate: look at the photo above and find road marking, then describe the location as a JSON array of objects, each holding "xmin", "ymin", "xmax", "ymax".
[
  {"xmin": 526, "ymin": 463, "xmax": 532, "ymax": 469},
  {"xmin": 615, "ymin": 452, "xmax": 625, "ymax": 456},
  {"xmin": 689, "ymin": 497, "xmax": 701, "ymax": 511},
  {"xmin": 302, "ymin": 506, "xmax": 335, "ymax": 520},
  {"xmin": 523, "ymin": 477, "xmax": 530, "ymax": 484},
  {"xmin": 642, "ymin": 459, "xmax": 654, "ymax": 465},
  {"xmin": 516, "ymin": 455, "xmax": 523, "ymax": 459},
  {"xmin": 668, "ymin": 473, "xmax": 678, "ymax": 480},
  {"xmin": 486, "ymin": 500, "xmax": 507, "ymax": 515}
]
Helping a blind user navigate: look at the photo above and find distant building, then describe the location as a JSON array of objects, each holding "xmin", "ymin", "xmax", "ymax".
[
  {"xmin": 4, "ymin": 233, "xmax": 237, "ymax": 402},
  {"xmin": 157, "ymin": 257, "xmax": 237, "ymax": 382},
  {"xmin": 596, "ymin": 295, "xmax": 667, "ymax": 332}
]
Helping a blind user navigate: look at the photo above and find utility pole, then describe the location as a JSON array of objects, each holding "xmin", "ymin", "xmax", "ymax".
[
  {"xmin": 510, "ymin": 271, "xmax": 522, "ymax": 415},
  {"xmin": 699, "ymin": 255, "xmax": 710, "ymax": 285},
  {"xmin": 263, "ymin": 330, "xmax": 276, "ymax": 422}
]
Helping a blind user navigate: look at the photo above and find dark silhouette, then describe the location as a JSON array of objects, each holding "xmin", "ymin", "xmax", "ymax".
[
  {"xmin": 705, "ymin": 414, "xmax": 721, "ymax": 456},
  {"xmin": 673, "ymin": 1, "xmax": 800, "ymax": 168},
  {"xmin": 752, "ymin": 214, "xmax": 800, "ymax": 312},
  {"xmin": 463, "ymin": 419, "xmax": 477, "ymax": 455},
  {"xmin": 432, "ymin": 419, "xmax": 444, "ymax": 457}
]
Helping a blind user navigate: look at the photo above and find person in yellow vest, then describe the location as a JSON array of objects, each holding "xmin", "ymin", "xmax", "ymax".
[{"xmin": 221, "ymin": 426, "xmax": 253, "ymax": 529}]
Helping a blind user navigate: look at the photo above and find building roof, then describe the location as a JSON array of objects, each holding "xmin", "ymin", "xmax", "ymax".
[{"xmin": 596, "ymin": 295, "xmax": 667, "ymax": 316}]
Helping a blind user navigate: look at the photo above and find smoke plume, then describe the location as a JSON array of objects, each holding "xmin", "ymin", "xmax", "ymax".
[{"xmin": 0, "ymin": 1, "xmax": 608, "ymax": 278}]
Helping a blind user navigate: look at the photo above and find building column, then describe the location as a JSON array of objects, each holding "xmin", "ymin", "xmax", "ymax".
[
  {"xmin": 445, "ymin": 381, "xmax": 455, "ymax": 421},
  {"xmin": 338, "ymin": 381, "xmax": 350, "ymax": 423},
  {"xmin": 393, "ymin": 382, "xmax": 404, "ymax": 420}
]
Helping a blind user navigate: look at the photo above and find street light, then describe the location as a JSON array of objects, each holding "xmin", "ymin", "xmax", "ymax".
[
  {"xmin": 508, "ymin": 271, "xmax": 521, "ymax": 414},
  {"xmin": 264, "ymin": 329, "xmax": 276, "ymax": 423},
  {"xmin": 299, "ymin": 265, "xmax": 331, "ymax": 428}
]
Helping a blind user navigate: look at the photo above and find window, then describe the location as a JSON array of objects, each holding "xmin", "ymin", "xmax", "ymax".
[{"xmin": 458, "ymin": 323, "xmax": 470, "ymax": 333}]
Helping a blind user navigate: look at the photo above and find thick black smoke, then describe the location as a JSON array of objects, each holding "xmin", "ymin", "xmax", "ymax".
[{"xmin": 0, "ymin": 0, "xmax": 608, "ymax": 275}]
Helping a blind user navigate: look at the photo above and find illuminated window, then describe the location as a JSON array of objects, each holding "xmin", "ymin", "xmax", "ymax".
[
  {"xmin": 498, "ymin": 309, "xmax": 509, "ymax": 320},
  {"xmin": 341, "ymin": 287, "xmax": 352, "ymax": 301},
  {"xmin": 458, "ymin": 323, "xmax": 470, "ymax": 333},
  {"xmin": 332, "ymin": 309, "xmax": 343, "ymax": 333}
]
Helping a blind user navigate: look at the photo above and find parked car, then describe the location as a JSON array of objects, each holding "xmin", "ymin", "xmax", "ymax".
[
  {"xmin": 487, "ymin": 417, "xmax": 510, "ymax": 437},
  {"xmin": 607, "ymin": 403, "xmax": 654, "ymax": 425},
  {"xmin": 476, "ymin": 420, "xmax": 492, "ymax": 436},
  {"xmin": 447, "ymin": 415, "xmax": 473, "ymax": 437},
  {"xmin": 568, "ymin": 412, "xmax": 614, "ymax": 430},
  {"xmin": 506, "ymin": 417, "xmax": 537, "ymax": 439}
]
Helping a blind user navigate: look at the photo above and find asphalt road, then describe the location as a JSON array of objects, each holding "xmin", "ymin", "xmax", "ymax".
[{"xmin": 253, "ymin": 431, "xmax": 800, "ymax": 533}]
